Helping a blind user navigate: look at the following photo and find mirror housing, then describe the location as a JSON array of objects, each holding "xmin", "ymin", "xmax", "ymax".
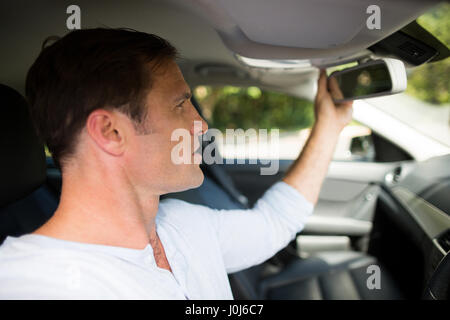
[{"xmin": 328, "ymin": 58, "xmax": 407, "ymax": 103}]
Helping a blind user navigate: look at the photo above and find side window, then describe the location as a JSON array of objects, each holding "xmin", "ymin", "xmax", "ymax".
[{"xmin": 193, "ymin": 85, "xmax": 376, "ymax": 162}]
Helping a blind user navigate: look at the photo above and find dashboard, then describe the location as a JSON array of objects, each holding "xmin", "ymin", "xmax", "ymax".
[{"xmin": 383, "ymin": 154, "xmax": 450, "ymax": 288}]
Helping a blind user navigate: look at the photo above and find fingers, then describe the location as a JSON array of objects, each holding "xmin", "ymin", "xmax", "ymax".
[
  {"xmin": 328, "ymin": 76, "xmax": 344, "ymax": 100},
  {"xmin": 317, "ymin": 69, "xmax": 327, "ymax": 98}
]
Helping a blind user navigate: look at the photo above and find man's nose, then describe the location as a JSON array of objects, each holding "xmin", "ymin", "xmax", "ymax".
[{"xmin": 191, "ymin": 117, "xmax": 208, "ymax": 136}]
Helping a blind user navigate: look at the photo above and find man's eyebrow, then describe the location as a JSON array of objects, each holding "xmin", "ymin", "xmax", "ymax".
[{"xmin": 174, "ymin": 91, "xmax": 192, "ymax": 103}]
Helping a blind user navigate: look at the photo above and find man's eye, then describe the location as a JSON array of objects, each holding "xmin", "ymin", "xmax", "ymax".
[{"xmin": 176, "ymin": 101, "xmax": 185, "ymax": 108}]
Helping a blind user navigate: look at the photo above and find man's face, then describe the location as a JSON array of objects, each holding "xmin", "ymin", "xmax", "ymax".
[{"xmin": 123, "ymin": 60, "xmax": 208, "ymax": 195}]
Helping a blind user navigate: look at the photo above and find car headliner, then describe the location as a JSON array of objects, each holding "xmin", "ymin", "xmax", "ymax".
[{"xmin": 0, "ymin": 0, "xmax": 442, "ymax": 99}]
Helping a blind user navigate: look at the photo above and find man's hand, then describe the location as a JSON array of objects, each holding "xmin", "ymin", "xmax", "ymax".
[
  {"xmin": 315, "ymin": 69, "xmax": 353, "ymax": 133},
  {"xmin": 282, "ymin": 70, "xmax": 353, "ymax": 205}
]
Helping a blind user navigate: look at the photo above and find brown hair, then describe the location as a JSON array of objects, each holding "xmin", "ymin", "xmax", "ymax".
[{"xmin": 25, "ymin": 28, "xmax": 178, "ymax": 167}]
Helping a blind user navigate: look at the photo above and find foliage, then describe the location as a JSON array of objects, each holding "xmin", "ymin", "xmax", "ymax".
[
  {"xmin": 194, "ymin": 86, "xmax": 315, "ymax": 132},
  {"xmin": 406, "ymin": 3, "xmax": 449, "ymax": 105}
]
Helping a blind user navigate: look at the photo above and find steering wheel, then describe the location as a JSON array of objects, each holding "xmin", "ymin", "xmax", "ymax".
[{"xmin": 423, "ymin": 251, "xmax": 450, "ymax": 300}]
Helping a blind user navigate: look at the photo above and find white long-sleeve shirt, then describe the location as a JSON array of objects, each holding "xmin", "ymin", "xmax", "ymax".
[{"xmin": 0, "ymin": 181, "xmax": 313, "ymax": 299}]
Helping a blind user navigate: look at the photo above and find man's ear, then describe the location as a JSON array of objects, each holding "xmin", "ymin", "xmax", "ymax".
[{"xmin": 86, "ymin": 109, "xmax": 126, "ymax": 156}]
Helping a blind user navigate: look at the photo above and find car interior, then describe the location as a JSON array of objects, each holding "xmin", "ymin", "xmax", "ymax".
[{"xmin": 0, "ymin": 0, "xmax": 449, "ymax": 300}]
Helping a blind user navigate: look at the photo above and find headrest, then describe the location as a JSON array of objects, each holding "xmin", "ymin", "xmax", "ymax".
[{"xmin": 0, "ymin": 84, "xmax": 46, "ymax": 207}]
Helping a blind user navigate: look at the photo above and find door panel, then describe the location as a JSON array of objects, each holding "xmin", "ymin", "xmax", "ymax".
[
  {"xmin": 314, "ymin": 183, "xmax": 379, "ymax": 220},
  {"xmin": 223, "ymin": 159, "xmax": 403, "ymax": 237}
]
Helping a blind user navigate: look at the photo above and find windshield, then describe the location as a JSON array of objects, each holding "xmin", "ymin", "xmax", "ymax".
[{"xmin": 366, "ymin": 3, "xmax": 450, "ymax": 147}]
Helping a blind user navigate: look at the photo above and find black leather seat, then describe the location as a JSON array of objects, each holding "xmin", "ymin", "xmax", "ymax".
[
  {"xmin": 0, "ymin": 85, "xmax": 404, "ymax": 299},
  {"xmin": 0, "ymin": 84, "xmax": 57, "ymax": 244}
]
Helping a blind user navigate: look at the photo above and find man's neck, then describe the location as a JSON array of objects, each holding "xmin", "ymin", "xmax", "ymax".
[{"xmin": 33, "ymin": 159, "xmax": 160, "ymax": 250}]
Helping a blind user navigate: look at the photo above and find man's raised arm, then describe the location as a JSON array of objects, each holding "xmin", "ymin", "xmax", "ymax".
[
  {"xmin": 283, "ymin": 70, "xmax": 353, "ymax": 205},
  {"xmin": 197, "ymin": 70, "xmax": 354, "ymax": 273}
]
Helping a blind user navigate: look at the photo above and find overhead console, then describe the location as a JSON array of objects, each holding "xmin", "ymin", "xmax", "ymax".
[{"xmin": 369, "ymin": 21, "xmax": 450, "ymax": 67}]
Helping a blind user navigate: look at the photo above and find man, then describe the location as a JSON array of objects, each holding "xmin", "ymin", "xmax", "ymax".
[{"xmin": 0, "ymin": 28, "xmax": 352, "ymax": 299}]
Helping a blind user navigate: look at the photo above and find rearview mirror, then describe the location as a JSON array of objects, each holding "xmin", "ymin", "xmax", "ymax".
[{"xmin": 328, "ymin": 58, "xmax": 407, "ymax": 103}]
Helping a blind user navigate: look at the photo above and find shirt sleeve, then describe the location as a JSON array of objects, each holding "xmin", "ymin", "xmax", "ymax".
[{"xmin": 207, "ymin": 181, "xmax": 314, "ymax": 273}]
